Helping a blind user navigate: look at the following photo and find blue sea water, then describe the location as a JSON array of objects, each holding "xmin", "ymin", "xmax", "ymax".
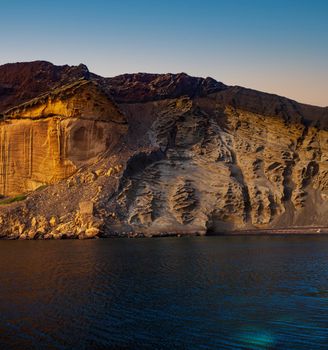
[{"xmin": 0, "ymin": 236, "xmax": 328, "ymax": 349}]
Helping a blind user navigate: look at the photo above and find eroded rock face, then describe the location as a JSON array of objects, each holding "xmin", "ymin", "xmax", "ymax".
[
  {"xmin": 111, "ymin": 96, "xmax": 328, "ymax": 234},
  {"xmin": 113, "ymin": 99, "xmax": 247, "ymax": 234},
  {"xmin": 0, "ymin": 80, "xmax": 127, "ymax": 195},
  {"xmin": 0, "ymin": 61, "xmax": 328, "ymax": 238}
]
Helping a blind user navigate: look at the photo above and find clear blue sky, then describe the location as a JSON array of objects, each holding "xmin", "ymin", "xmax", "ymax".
[{"xmin": 0, "ymin": 0, "xmax": 327, "ymax": 106}]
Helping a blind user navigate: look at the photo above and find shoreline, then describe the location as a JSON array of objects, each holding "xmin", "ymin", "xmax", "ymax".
[
  {"xmin": 102, "ymin": 227, "xmax": 328, "ymax": 238},
  {"xmin": 208, "ymin": 227, "xmax": 328, "ymax": 236},
  {"xmin": 1, "ymin": 227, "xmax": 328, "ymax": 240}
]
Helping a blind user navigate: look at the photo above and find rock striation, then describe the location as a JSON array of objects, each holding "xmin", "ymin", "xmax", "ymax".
[
  {"xmin": 0, "ymin": 79, "xmax": 126, "ymax": 195},
  {"xmin": 0, "ymin": 61, "xmax": 328, "ymax": 239}
]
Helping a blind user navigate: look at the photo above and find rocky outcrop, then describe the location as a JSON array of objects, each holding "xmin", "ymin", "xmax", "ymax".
[
  {"xmin": 104, "ymin": 72, "xmax": 227, "ymax": 103},
  {"xmin": 0, "ymin": 80, "xmax": 127, "ymax": 195},
  {"xmin": 0, "ymin": 61, "xmax": 328, "ymax": 239},
  {"xmin": 0, "ymin": 61, "xmax": 91, "ymax": 112}
]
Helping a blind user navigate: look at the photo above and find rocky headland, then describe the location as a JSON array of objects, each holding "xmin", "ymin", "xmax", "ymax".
[{"xmin": 0, "ymin": 61, "xmax": 328, "ymax": 239}]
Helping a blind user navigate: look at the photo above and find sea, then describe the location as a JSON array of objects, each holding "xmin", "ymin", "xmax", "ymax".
[{"xmin": 1, "ymin": 236, "xmax": 328, "ymax": 349}]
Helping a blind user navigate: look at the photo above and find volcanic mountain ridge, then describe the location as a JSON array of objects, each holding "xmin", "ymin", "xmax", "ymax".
[{"xmin": 0, "ymin": 60, "xmax": 327, "ymax": 239}]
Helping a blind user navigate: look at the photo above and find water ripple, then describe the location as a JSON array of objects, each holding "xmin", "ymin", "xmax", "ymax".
[{"xmin": 1, "ymin": 236, "xmax": 328, "ymax": 349}]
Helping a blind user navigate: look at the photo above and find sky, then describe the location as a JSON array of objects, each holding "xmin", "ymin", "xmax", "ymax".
[{"xmin": 0, "ymin": 0, "xmax": 327, "ymax": 106}]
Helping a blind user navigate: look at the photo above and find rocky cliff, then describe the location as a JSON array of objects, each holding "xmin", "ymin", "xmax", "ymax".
[
  {"xmin": 0, "ymin": 79, "xmax": 126, "ymax": 195},
  {"xmin": 0, "ymin": 61, "xmax": 327, "ymax": 239}
]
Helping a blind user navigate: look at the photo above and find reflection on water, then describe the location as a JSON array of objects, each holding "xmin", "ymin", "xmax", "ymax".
[{"xmin": 1, "ymin": 236, "xmax": 328, "ymax": 349}]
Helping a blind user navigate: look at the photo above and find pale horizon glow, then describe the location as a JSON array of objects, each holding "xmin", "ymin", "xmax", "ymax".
[{"xmin": 0, "ymin": 0, "xmax": 327, "ymax": 107}]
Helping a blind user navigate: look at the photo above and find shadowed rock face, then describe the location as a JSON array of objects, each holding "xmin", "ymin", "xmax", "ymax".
[
  {"xmin": 0, "ymin": 61, "xmax": 90, "ymax": 113},
  {"xmin": 104, "ymin": 72, "xmax": 227, "ymax": 103},
  {"xmin": 0, "ymin": 61, "xmax": 328, "ymax": 239}
]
